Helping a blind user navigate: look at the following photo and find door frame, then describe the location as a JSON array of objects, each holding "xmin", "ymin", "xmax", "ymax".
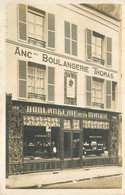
[{"xmin": 62, "ymin": 130, "xmax": 83, "ymax": 168}]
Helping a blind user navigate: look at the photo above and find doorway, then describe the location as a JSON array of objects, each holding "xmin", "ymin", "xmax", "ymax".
[{"xmin": 63, "ymin": 131, "xmax": 82, "ymax": 168}]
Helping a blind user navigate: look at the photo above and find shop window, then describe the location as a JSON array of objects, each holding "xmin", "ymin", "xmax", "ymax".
[
  {"xmin": 65, "ymin": 21, "xmax": 77, "ymax": 56},
  {"xmin": 112, "ymin": 81, "xmax": 117, "ymax": 101},
  {"xmin": 18, "ymin": 60, "xmax": 55, "ymax": 101},
  {"xmin": 83, "ymin": 129, "xmax": 109, "ymax": 158},
  {"xmin": 86, "ymin": 29, "xmax": 112, "ymax": 66},
  {"xmin": 18, "ymin": 4, "xmax": 55, "ymax": 49},
  {"xmin": 23, "ymin": 126, "xmax": 60, "ymax": 160}
]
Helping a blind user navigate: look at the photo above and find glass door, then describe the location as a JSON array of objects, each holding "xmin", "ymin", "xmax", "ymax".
[
  {"xmin": 64, "ymin": 132, "xmax": 72, "ymax": 159},
  {"xmin": 73, "ymin": 132, "xmax": 80, "ymax": 159}
]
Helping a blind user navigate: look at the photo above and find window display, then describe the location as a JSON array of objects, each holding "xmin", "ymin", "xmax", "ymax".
[
  {"xmin": 23, "ymin": 126, "xmax": 60, "ymax": 160},
  {"xmin": 83, "ymin": 129, "xmax": 109, "ymax": 157}
]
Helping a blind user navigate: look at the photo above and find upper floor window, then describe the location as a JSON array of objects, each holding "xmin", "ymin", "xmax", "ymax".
[
  {"xmin": 18, "ymin": 4, "xmax": 55, "ymax": 49},
  {"xmin": 65, "ymin": 21, "xmax": 77, "ymax": 56},
  {"xmin": 86, "ymin": 29, "xmax": 112, "ymax": 66},
  {"xmin": 92, "ymin": 78, "xmax": 104, "ymax": 107},
  {"xmin": 86, "ymin": 76, "xmax": 112, "ymax": 109},
  {"xmin": 28, "ymin": 63, "xmax": 45, "ymax": 99},
  {"xmin": 18, "ymin": 60, "xmax": 55, "ymax": 102}
]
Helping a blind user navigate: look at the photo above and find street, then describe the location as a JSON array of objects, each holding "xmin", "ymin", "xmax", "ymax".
[{"xmin": 41, "ymin": 175, "xmax": 122, "ymax": 189}]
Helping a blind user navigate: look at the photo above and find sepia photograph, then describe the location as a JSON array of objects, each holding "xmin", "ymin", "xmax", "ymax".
[{"xmin": 0, "ymin": 0, "xmax": 124, "ymax": 194}]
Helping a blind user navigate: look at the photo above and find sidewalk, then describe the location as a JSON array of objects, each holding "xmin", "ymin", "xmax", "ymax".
[{"xmin": 6, "ymin": 166, "xmax": 122, "ymax": 189}]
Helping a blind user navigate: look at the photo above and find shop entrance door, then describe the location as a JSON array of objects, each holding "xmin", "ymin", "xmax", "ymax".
[{"xmin": 63, "ymin": 131, "xmax": 82, "ymax": 168}]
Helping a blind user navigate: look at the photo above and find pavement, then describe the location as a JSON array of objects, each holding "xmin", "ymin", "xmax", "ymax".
[{"xmin": 6, "ymin": 166, "xmax": 122, "ymax": 189}]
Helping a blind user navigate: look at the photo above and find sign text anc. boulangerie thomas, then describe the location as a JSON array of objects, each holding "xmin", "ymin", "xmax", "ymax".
[{"xmin": 15, "ymin": 46, "xmax": 114, "ymax": 79}]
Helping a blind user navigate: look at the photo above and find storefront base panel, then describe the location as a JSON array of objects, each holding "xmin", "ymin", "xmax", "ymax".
[
  {"xmin": 63, "ymin": 159, "xmax": 81, "ymax": 169},
  {"xmin": 22, "ymin": 160, "xmax": 62, "ymax": 174},
  {"xmin": 82, "ymin": 157, "xmax": 118, "ymax": 166}
]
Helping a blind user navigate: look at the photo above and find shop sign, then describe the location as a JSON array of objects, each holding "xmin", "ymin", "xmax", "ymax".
[
  {"xmin": 14, "ymin": 46, "xmax": 117, "ymax": 80},
  {"xmin": 87, "ymin": 112, "xmax": 108, "ymax": 120},
  {"xmin": 26, "ymin": 105, "xmax": 88, "ymax": 118}
]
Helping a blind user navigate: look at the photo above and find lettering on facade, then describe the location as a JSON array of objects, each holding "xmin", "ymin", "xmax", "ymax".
[
  {"xmin": 26, "ymin": 106, "xmax": 109, "ymax": 120},
  {"xmin": 15, "ymin": 46, "xmax": 32, "ymax": 58},
  {"xmin": 93, "ymin": 67, "xmax": 113, "ymax": 79},
  {"xmin": 42, "ymin": 54, "xmax": 89, "ymax": 73},
  {"xmin": 88, "ymin": 112, "xmax": 108, "ymax": 120}
]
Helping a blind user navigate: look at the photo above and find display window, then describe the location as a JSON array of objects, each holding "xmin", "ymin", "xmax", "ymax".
[
  {"xmin": 83, "ymin": 129, "xmax": 109, "ymax": 157},
  {"xmin": 23, "ymin": 126, "xmax": 60, "ymax": 160}
]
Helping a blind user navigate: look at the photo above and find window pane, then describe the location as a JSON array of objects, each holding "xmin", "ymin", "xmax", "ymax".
[
  {"xmin": 64, "ymin": 132, "xmax": 71, "ymax": 158},
  {"xmin": 97, "ymin": 37, "xmax": 102, "ymax": 46},
  {"xmin": 97, "ymin": 46, "xmax": 102, "ymax": 56},
  {"xmin": 28, "ymin": 23, "xmax": 34, "ymax": 34},
  {"xmin": 36, "ymin": 25, "xmax": 43, "ymax": 36},
  {"xmin": 28, "ymin": 12, "xmax": 34, "ymax": 22}
]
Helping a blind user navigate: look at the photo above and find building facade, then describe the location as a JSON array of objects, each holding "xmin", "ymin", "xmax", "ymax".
[{"xmin": 6, "ymin": 3, "xmax": 122, "ymax": 175}]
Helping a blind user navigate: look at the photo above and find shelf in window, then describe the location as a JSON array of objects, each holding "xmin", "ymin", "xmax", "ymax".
[
  {"xmin": 93, "ymin": 57, "xmax": 105, "ymax": 65},
  {"xmin": 28, "ymin": 37, "xmax": 46, "ymax": 48}
]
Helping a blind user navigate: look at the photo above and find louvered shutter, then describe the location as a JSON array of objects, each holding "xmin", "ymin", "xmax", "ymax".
[
  {"xmin": 106, "ymin": 80, "xmax": 111, "ymax": 108},
  {"xmin": 65, "ymin": 21, "xmax": 70, "ymax": 54},
  {"xmin": 19, "ymin": 60, "xmax": 27, "ymax": 98},
  {"xmin": 106, "ymin": 37, "xmax": 112, "ymax": 66},
  {"xmin": 48, "ymin": 67, "xmax": 55, "ymax": 101},
  {"xmin": 18, "ymin": 4, "xmax": 27, "ymax": 41},
  {"xmin": 86, "ymin": 29, "xmax": 92, "ymax": 60},
  {"xmin": 72, "ymin": 24, "xmax": 77, "ymax": 56},
  {"xmin": 48, "ymin": 13, "xmax": 55, "ymax": 48},
  {"xmin": 86, "ymin": 76, "xmax": 91, "ymax": 106}
]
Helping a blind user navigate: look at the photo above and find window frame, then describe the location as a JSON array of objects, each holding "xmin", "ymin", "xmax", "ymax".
[{"xmin": 92, "ymin": 78, "xmax": 104, "ymax": 105}]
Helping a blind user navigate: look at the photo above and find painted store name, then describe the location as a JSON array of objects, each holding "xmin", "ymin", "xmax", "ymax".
[
  {"xmin": 14, "ymin": 46, "xmax": 114, "ymax": 78},
  {"xmin": 26, "ymin": 106, "xmax": 108, "ymax": 119}
]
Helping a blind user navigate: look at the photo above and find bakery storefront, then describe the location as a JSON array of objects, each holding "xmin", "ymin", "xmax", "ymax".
[{"xmin": 6, "ymin": 96, "xmax": 119, "ymax": 175}]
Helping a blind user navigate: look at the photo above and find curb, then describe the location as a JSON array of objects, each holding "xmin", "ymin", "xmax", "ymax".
[{"xmin": 6, "ymin": 173, "xmax": 122, "ymax": 189}]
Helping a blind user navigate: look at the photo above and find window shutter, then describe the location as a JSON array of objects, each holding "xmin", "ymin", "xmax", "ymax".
[
  {"xmin": 65, "ymin": 21, "xmax": 70, "ymax": 54},
  {"xmin": 86, "ymin": 76, "xmax": 91, "ymax": 106},
  {"xmin": 106, "ymin": 37, "xmax": 112, "ymax": 66},
  {"xmin": 86, "ymin": 29, "xmax": 92, "ymax": 60},
  {"xmin": 18, "ymin": 4, "xmax": 27, "ymax": 41},
  {"xmin": 48, "ymin": 13, "xmax": 55, "ymax": 48},
  {"xmin": 19, "ymin": 60, "xmax": 27, "ymax": 98},
  {"xmin": 106, "ymin": 80, "xmax": 111, "ymax": 108},
  {"xmin": 48, "ymin": 67, "xmax": 55, "ymax": 101},
  {"xmin": 72, "ymin": 24, "xmax": 77, "ymax": 56}
]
